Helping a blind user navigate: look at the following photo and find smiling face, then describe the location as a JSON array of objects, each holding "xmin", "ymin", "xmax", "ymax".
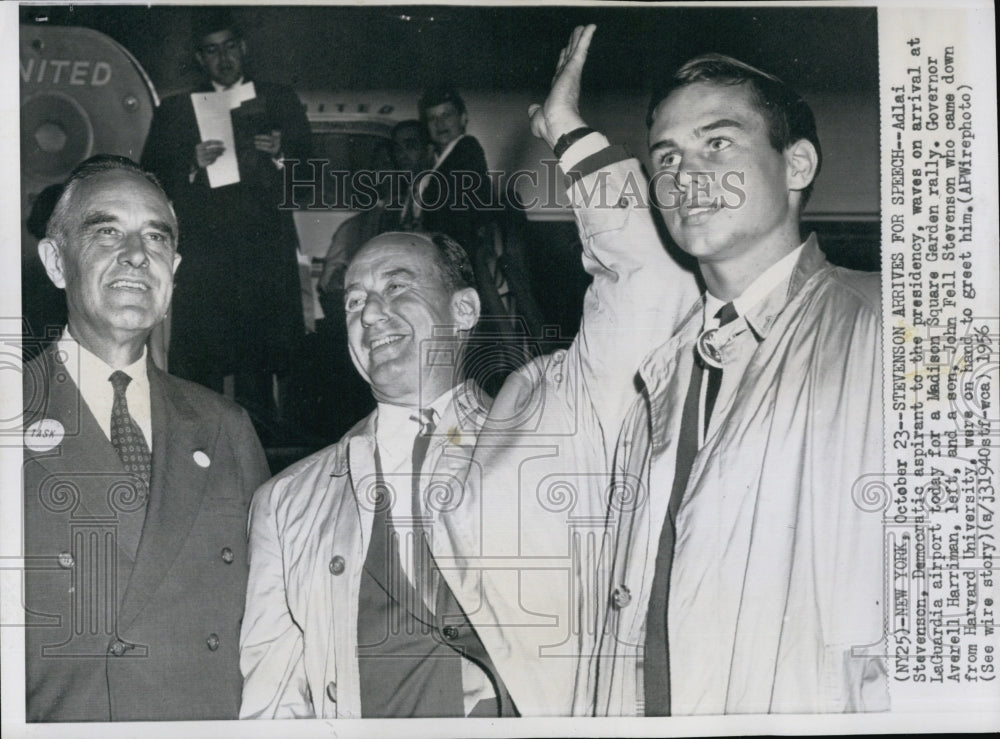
[
  {"xmin": 40, "ymin": 169, "xmax": 181, "ymax": 359},
  {"xmin": 425, "ymin": 102, "xmax": 467, "ymax": 151},
  {"xmin": 195, "ymin": 28, "xmax": 246, "ymax": 88},
  {"xmin": 344, "ymin": 234, "xmax": 479, "ymax": 407},
  {"xmin": 648, "ymin": 81, "xmax": 809, "ymax": 279}
]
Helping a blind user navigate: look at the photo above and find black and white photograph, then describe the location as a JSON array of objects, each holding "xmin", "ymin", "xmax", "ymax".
[{"xmin": 1, "ymin": 2, "xmax": 997, "ymax": 736}]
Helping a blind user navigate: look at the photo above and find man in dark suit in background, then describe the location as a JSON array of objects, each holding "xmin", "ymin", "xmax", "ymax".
[
  {"xmin": 412, "ymin": 87, "xmax": 543, "ymax": 392},
  {"xmin": 22, "ymin": 155, "xmax": 270, "ymax": 721},
  {"xmin": 410, "ymin": 85, "xmax": 493, "ymax": 255},
  {"xmin": 140, "ymin": 10, "xmax": 311, "ymax": 439}
]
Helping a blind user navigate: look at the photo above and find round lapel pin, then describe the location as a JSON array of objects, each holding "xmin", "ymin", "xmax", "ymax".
[
  {"xmin": 696, "ymin": 327, "xmax": 724, "ymax": 369},
  {"xmin": 24, "ymin": 418, "xmax": 65, "ymax": 452}
]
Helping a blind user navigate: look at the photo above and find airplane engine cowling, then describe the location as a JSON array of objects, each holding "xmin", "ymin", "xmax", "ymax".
[{"xmin": 20, "ymin": 24, "xmax": 157, "ymax": 258}]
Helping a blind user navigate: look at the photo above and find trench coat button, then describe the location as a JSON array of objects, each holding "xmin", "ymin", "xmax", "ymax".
[
  {"xmin": 108, "ymin": 639, "xmax": 127, "ymax": 656},
  {"xmin": 206, "ymin": 633, "xmax": 220, "ymax": 651},
  {"xmin": 329, "ymin": 555, "xmax": 346, "ymax": 575},
  {"xmin": 442, "ymin": 625, "xmax": 460, "ymax": 640},
  {"xmin": 57, "ymin": 551, "xmax": 74, "ymax": 568},
  {"xmin": 617, "ymin": 197, "xmax": 629, "ymax": 208},
  {"xmin": 221, "ymin": 547, "xmax": 234, "ymax": 564},
  {"xmin": 326, "ymin": 681, "xmax": 337, "ymax": 702},
  {"xmin": 612, "ymin": 585, "xmax": 632, "ymax": 609}
]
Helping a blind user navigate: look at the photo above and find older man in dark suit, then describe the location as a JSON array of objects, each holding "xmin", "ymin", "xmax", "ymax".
[
  {"xmin": 140, "ymin": 10, "xmax": 311, "ymax": 432},
  {"xmin": 22, "ymin": 155, "xmax": 270, "ymax": 721}
]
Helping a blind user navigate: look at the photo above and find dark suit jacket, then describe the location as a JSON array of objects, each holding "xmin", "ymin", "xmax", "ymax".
[
  {"xmin": 140, "ymin": 79, "xmax": 311, "ymax": 378},
  {"xmin": 421, "ymin": 135, "xmax": 492, "ymax": 253},
  {"xmin": 22, "ymin": 345, "xmax": 270, "ymax": 721}
]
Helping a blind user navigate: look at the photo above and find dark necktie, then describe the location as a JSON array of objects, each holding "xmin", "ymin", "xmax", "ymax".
[
  {"xmin": 108, "ymin": 370, "xmax": 151, "ymax": 560},
  {"xmin": 643, "ymin": 301, "xmax": 738, "ymax": 716},
  {"xmin": 701, "ymin": 301, "xmax": 740, "ymax": 433},
  {"xmin": 410, "ymin": 408, "xmax": 436, "ymax": 608}
]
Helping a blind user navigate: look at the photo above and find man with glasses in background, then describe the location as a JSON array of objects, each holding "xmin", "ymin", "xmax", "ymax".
[{"xmin": 141, "ymin": 9, "xmax": 311, "ymax": 441}]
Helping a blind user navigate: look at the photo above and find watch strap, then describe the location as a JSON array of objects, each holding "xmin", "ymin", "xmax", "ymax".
[{"xmin": 553, "ymin": 126, "xmax": 596, "ymax": 159}]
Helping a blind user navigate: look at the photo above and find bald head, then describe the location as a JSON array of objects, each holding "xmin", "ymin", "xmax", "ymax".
[{"xmin": 342, "ymin": 232, "xmax": 480, "ymax": 407}]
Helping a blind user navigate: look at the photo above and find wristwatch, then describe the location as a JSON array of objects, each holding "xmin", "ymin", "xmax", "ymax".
[{"xmin": 553, "ymin": 126, "xmax": 595, "ymax": 159}]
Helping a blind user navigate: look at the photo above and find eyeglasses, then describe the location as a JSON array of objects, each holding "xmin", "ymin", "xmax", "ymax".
[{"xmin": 199, "ymin": 38, "xmax": 241, "ymax": 58}]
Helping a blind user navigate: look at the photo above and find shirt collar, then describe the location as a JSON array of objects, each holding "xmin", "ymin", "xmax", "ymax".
[
  {"xmin": 211, "ymin": 76, "xmax": 245, "ymax": 92},
  {"xmin": 376, "ymin": 386, "xmax": 457, "ymax": 442},
  {"xmin": 56, "ymin": 328, "xmax": 151, "ymax": 444},
  {"xmin": 703, "ymin": 239, "xmax": 807, "ymax": 338},
  {"xmin": 433, "ymin": 134, "xmax": 467, "ymax": 168},
  {"xmin": 640, "ymin": 235, "xmax": 827, "ymax": 388},
  {"xmin": 57, "ymin": 327, "xmax": 148, "ymax": 391}
]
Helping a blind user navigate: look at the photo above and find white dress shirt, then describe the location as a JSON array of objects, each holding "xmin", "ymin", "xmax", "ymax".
[
  {"xmin": 374, "ymin": 387, "xmax": 456, "ymax": 540},
  {"xmin": 373, "ymin": 386, "xmax": 492, "ymax": 715},
  {"xmin": 409, "ymin": 133, "xmax": 469, "ymax": 220},
  {"xmin": 211, "ymin": 76, "xmax": 243, "ymax": 92},
  {"xmin": 697, "ymin": 243, "xmax": 804, "ymax": 443},
  {"xmin": 56, "ymin": 329, "xmax": 152, "ymax": 447},
  {"xmin": 702, "ymin": 242, "xmax": 805, "ymax": 328}
]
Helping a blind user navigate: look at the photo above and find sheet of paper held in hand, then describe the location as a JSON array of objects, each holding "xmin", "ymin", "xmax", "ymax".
[{"xmin": 190, "ymin": 80, "xmax": 256, "ymax": 188}]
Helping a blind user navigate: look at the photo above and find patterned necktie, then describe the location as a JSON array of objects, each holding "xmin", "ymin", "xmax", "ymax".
[
  {"xmin": 109, "ymin": 370, "xmax": 151, "ymax": 560},
  {"xmin": 701, "ymin": 301, "xmax": 740, "ymax": 433},
  {"xmin": 109, "ymin": 371, "xmax": 151, "ymax": 486},
  {"xmin": 410, "ymin": 408, "xmax": 436, "ymax": 608}
]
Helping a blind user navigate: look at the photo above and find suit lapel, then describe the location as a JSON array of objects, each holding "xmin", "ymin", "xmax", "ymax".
[
  {"xmin": 25, "ymin": 348, "xmax": 129, "ymax": 520},
  {"xmin": 118, "ymin": 365, "xmax": 216, "ymax": 630},
  {"xmin": 345, "ymin": 420, "xmax": 386, "ymax": 584},
  {"xmin": 428, "ymin": 382, "xmax": 490, "ymax": 604}
]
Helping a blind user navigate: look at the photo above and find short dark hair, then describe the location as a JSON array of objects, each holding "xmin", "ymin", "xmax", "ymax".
[
  {"xmin": 418, "ymin": 85, "xmax": 467, "ymax": 120},
  {"xmin": 648, "ymin": 54, "xmax": 822, "ymax": 204},
  {"xmin": 193, "ymin": 8, "xmax": 241, "ymax": 45},
  {"xmin": 46, "ymin": 155, "xmax": 170, "ymax": 244},
  {"xmin": 27, "ymin": 183, "xmax": 64, "ymax": 241},
  {"xmin": 426, "ymin": 231, "xmax": 475, "ymax": 292}
]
